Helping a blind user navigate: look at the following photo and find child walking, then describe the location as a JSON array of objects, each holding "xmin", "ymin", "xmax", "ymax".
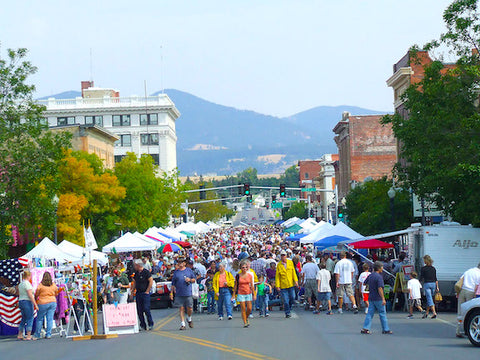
[
  {"xmin": 256, "ymin": 275, "xmax": 271, "ymax": 317},
  {"xmin": 358, "ymin": 263, "xmax": 371, "ymax": 314},
  {"xmin": 407, "ymin": 271, "xmax": 426, "ymax": 319},
  {"xmin": 205, "ymin": 270, "xmax": 216, "ymax": 314}
]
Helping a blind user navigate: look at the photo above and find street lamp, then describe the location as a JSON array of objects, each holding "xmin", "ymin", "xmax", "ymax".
[
  {"xmin": 387, "ymin": 187, "xmax": 396, "ymax": 231},
  {"xmin": 52, "ymin": 194, "xmax": 59, "ymax": 245}
]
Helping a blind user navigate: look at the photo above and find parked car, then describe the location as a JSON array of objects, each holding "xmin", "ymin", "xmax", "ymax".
[{"xmin": 457, "ymin": 297, "xmax": 480, "ymax": 347}]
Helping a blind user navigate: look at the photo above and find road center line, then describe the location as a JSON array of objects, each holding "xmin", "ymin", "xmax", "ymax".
[{"xmin": 155, "ymin": 330, "xmax": 280, "ymax": 360}]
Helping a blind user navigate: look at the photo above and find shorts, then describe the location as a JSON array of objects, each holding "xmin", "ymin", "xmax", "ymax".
[
  {"xmin": 337, "ymin": 284, "xmax": 353, "ymax": 298},
  {"xmin": 174, "ymin": 295, "xmax": 193, "ymax": 309},
  {"xmin": 303, "ymin": 279, "xmax": 317, "ymax": 298},
  {"xmin": 317, "ymin": 292, "xmax": 332, "ymax": 301},
  {"xmin": 362, "ymin": 293, "xmax": 369, "ymax": 302},
  {"xmin": 408, "ymin": 298, "xmax": 422, "ymax": 308},
  {"xmin": 236, "ymin": 294, "xmax": 253, "ymax": 302}
]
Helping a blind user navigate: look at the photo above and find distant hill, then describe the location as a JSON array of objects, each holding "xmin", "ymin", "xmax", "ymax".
[
  {"xmin": 37, "ymin": 91, "xmax": 82, "ymax": 100},
  {"xmin": 284, "ymin": 105, "xmax": 387, "ymax": 147},
  {"xmin": 39, "ymin": 88, "xmax": 386, "ymax": 175}
]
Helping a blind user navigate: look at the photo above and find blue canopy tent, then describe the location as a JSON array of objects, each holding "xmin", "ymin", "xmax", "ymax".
[
  {"xmin": 314, "ymin": 235, "xmax": 351, "ymax": 250},
  {"xmin": 286, "ymin": 233, "xmax": 307, "ymax": 242}
]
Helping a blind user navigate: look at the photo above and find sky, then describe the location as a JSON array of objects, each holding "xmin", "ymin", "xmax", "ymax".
[{"xmin": 1, "ymin": 0, "xmax": 455, "ymax": 117}]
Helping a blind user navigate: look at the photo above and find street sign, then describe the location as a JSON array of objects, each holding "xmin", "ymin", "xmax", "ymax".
[
  {"xmin": 286, "ymin": 197, "xmax": 297, "ymax": 201},
  {"xmin": 271, "ymin": 203, "xmax": 283, "ymax": 209},
  {"xmin": 301, "ymin": 188, "xmax": 316, "ymax": 192}
]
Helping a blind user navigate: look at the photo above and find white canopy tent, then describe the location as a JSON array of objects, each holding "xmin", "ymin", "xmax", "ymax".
[
  {"xmin": 196, "ymin": 221, "xmax": 212, "ymax": 233},
  {"xmin": 102, "ymin": 232, "xmax": 156, "ymax": 253},
  {"xmin": 303, "ymin": 220, "xmax": 328, "ymax": 234},
  {"xmin": 24, "ymin": 237, "xmax": 82, "ymax": 263},
  {"xmin": 161, "ymin": 227, "xmax": 187, "ymax": 241},
  {"xmin": 207, "ymin": 221, "xmax": 221, "ymax": 230},
  {"xmin": 144, "ymin": 227, "xmax": 172, "ymax": 243},
  {"xmin": 300, "ymin": 222, "xmax": 335, "ymax": 244},
  {"xmin": 58, "ymin": 240, "xmax": 108, "ymax": 266},
  {"xmin": 133, "ymin": 232, "xmax": 162, "ymax": 248},
  {"xmin": 176, "ymin": 222, "xmax": 200, "ymax": 234}
]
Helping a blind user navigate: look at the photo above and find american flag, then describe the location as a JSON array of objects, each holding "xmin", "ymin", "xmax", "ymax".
[{"xmin": 0, "ymin": 259, "xmax": 24, "ymax": 328}]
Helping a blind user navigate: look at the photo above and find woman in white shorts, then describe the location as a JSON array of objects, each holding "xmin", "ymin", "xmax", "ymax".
[{"xmin": 234, "ymin": 260, "xmax": 256, "ymax": 328}]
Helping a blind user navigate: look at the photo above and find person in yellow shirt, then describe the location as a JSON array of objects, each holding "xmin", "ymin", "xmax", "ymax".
[
  {"xmin": 275, "ymin": 250, "xmax": 299, "ymax": 318},
  {"xmin": 213, "ymin": 263, "xmax": 235, "ymax": 320}
]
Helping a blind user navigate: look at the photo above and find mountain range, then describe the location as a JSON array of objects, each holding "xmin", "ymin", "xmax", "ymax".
[{"xmin": 39, "ymin": 89, "xmax": 386, "ymax": 175}]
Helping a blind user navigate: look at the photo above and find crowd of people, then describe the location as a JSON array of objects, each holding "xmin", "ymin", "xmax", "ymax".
[{"xmin": 15, "ymin": 224, "xmax": 480, "ymax": 340}]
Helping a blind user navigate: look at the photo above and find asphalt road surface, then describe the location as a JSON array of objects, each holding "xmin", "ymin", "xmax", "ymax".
[{"xmin": 1, "ymin": 306, "xmax": 478, "ymax": 360}]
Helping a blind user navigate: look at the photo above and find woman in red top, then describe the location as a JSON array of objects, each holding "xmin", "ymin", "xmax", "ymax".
[{"xmin": 234, "ymin": 260, "xmax": 256, "ymax": 327}]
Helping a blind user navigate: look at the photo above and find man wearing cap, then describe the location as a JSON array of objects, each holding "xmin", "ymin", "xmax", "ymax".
[
  {"xmin": 170, "ymin": 257, "xmax": 196, "ymax": 330},
  {"xmin": 275, "ymin": 250, "xmax": 298, "ymax": 318},
  {"xmin": 131, "ymin": 259, "xmax": 154, "ymax": 331}
]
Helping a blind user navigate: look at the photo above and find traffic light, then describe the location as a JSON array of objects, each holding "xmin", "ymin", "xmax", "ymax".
[
  {"xmin": 280, "ymin": 184, "xmax": 286, "ymax": 197},
  {"xmin": 338, "ymin": 207, "xmax": 344, "ymax": 221},
  {"xmin": 248, "ymin": 195, "xmax": 253, "ymax": 203},
  {"xmin": 272, "ymin": 195, "xmax": 276, "ymax": 204},
  {"xmin": 199, "ymin": 184, "xmax": 206, "ymax": 200},
  {"xmin": 309, "ymin": 209, "xmax": 315, "ymax": 218},
  {"xmin": 244, "ymin": 184, "xmax": 250, "ymax": 196}
]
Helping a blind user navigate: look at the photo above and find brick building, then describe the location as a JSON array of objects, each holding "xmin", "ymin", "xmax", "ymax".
[{"xmin": 333, "ymin": 112, "xmax": 396, "ymax": 200}]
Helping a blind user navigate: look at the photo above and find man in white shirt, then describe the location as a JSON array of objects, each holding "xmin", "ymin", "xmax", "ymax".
[
  {"xmin": 301, "ymin": 255, "xmax": 319, "ymax": 310},
  {"xmin": 457, "ymin": 263, "xmax": 480, "ymax": 337},
  {"xmin": 334, "ymin": 251, "xmax": 359, "ymax": 314}
]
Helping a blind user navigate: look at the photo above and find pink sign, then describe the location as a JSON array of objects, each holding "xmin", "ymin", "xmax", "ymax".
[{"xmin": 104, "ymin": 303, "xmax": 137, "ymax": 328}]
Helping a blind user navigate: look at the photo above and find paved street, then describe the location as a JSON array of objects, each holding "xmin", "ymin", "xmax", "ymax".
[{"xmin": 1, "ymin": 306, "xmax": 478, "ymax": 360}]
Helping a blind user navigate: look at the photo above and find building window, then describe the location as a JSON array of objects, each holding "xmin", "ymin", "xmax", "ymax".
[
  {"xmin": 114, "ymin": 155, "xmax": 126, "ymax": 163},
  {"xmin": 85, "ymin": 115, "xmax": 103, "ymax": 126},
  {"xmin": 112, "ymin": 115, "xmax": 130, "ymax": 126},
  {"xmin": 115, "ymin": 134, "xmax": 131, "ymax": 147},
  {"xmin": 140, "ymin": 113, "xmax": 158, "ymax": 126},
  {"xmin": 305, "ymin": 172, "xmax": 309, "ymax": 179},
  {"xmin": 149, "ymin": 154, "xmax": 159, "ymax": 165},
  {"xmin": 141, "ymin": 133, "xmax": 159, "ymax": 145},
  {"xmin": 57, "ymin": 116, "xmax": 75, "ymax": 126}
]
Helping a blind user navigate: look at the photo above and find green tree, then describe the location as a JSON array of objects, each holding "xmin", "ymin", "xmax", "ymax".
[
  {"xmin": 0, "ymin": 48, "xmax": 71, "ymax": 258},
  {"xmin": 345, "ymin": 178, "xmax": 413, "ymax": 235},
  {"xmin": 237, "ymin": 167, "xmax": 258, "ymax": 185},
  {"xmin": 114, "ymin": 153, "xmax": 184, "ymax": 233},
  {"xmin": 283, "ymin": 201, "xmax": 307, "ymax": 221},
  {"xmin": 279, "ymin": 165, "xmax": 299, "ymax": 187},
  {"xmin": 57, "ymin": 150, "xmax": 126, "ymax": 246},
  {"xmin": 383, "ymin": 0, "xmax": 480, "ymax": 225}
]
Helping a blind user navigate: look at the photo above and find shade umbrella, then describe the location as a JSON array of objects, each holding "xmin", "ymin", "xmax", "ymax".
[
  {"xmin": 173, "ymin": 240, "xmax": 192, "ymax": 249},
  {"xmin": 157, "ymin": 243, "xmax": 183, "ymax": 253}
]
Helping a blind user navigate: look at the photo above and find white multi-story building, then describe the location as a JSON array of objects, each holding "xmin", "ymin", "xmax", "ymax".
[{"xmin": 39, "ymin": 81, "xmax": 180, "ymax": 173}]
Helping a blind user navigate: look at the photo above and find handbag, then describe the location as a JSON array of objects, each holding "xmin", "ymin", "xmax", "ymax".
[
  {"xmin": 434, "ymin": 292, "xmax": 443, "ymax": 302},
  {"xmin": 454, "ymin": 276, "xmax": 464, "ymax": 295}
]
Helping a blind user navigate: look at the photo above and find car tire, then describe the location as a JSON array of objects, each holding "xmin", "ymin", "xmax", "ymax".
[{"xmin": 466, "ymin": 310, "xmax": 480, "ymax": 347}]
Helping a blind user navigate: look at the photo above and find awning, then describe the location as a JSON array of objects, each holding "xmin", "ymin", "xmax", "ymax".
[{"xmin": 347, "ymin": 239, "xmax": 394, "ymax": 249}]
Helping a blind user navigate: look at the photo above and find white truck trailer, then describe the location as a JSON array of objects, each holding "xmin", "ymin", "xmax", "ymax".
[{"xmin": 404, "ymin": 223, "xmax": 480, "ymax": 297}]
